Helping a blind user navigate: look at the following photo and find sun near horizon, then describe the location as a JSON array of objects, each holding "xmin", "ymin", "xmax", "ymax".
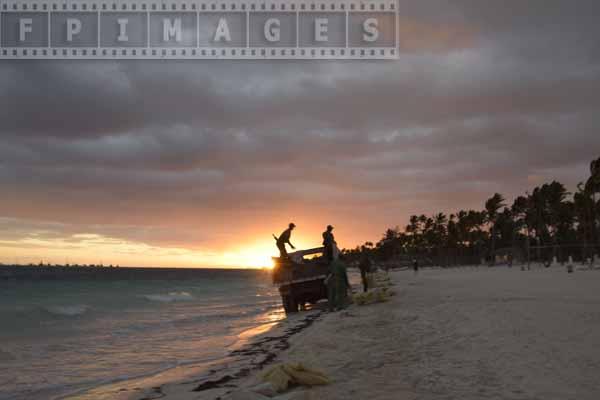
[
  {"xmin": 0, "ymin": 228, "xmax": 342, "ymax": 269},
  {"xmin": 0, "ymin": 236, "xmax": 278, "ymax": 269}
]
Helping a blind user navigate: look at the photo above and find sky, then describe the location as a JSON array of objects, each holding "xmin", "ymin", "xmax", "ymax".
[{"xmin": 1, "ymin": 0, "xmax": 600, "ymax": 268}]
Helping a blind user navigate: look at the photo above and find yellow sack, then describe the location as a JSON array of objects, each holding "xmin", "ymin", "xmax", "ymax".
[
  {"xmin": 260, "ymin": 365, "xmax": 292, "ymax": 392},
  {"xmin": 260, "ymin": 363, "xmax": 330, "ymax": 392},
  {"xmin": 282, "ymin": 363, "xmax": 331, "ymax": 386},
  {"xmin": 373, "ymin": 272, "xmax": 392, "ymax": 288},
  {"xmin": 353, "ymin": 291, "xmax": 374, "ymax": 305},
  {"xmin": 353, "ymin": 287, "xmax": 395, "ymax": 306},
  {"xmin": 375, "ymin": 289, "xmax": 390, "ymax": 303}
]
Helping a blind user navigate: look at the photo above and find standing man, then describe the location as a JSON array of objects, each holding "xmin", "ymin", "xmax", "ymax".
[
  {"xmin": 322, "ymin": 225, "xmax": 336, "ymax": 264},
  {"xmin": 358, "ymin": 254, "xmax": 372, "ymax": 292},
  {"xmin": 274, "ymin": 223, "xmax": 296, "ymax": 259}
]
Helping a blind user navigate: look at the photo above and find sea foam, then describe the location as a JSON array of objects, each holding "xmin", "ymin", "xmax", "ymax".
[
  {"xmin": 143, "ymin": 292, "xmax": 194, "ymax": 303},
  {"xmin": 44, "ymin": 304, "xmax": 90, "ymax": 317}
]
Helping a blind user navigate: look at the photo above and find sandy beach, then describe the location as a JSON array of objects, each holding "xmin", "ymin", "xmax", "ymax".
[
  {"xmin": 264, "ymin": 266, "xmax": 600, "ymax": 400},
  {"xmin": 84, "ymin": 264, "xmax": 600, "ymax": 400}
]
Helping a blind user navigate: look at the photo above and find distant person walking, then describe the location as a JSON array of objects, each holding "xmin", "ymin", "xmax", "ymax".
[
  {"xmin": 413, "ymin": 258, "xmax": 419, "ymax": 274},
  {"xmin": 322, "ymin": 225, "xmax": 336, "ymax": 264},
  {"xmin": 358, "ymin": 254, "xmax": 372, "ymax": 292},
  {"xmin": 274, "ymin": 223, "xmax": 296, "ymax": 259}
]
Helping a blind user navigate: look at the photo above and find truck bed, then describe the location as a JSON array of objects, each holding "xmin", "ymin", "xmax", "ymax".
[
  {"xmin": 271, "ymin": 247, "xmax": 330, "ymax": 286},
  {"xmin": 272, "ymin": 261, "xmax": 330, "ymax": 286}
]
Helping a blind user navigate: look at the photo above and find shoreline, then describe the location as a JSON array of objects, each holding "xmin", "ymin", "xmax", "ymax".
[
  {"xmin": 60, "ymin": 269, "xmax": 415, "ymax": 400},
  {"xmin": 62, "ymin": 307, "xmax": 326, "ymax": 400}
]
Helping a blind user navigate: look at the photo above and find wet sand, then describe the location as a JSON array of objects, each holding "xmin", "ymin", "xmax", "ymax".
[{"xmin": 63, "ymin": 309, "xmax": 325, "ymax": 400}]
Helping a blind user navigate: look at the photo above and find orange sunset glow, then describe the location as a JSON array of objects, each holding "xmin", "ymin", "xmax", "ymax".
[
  {"xmin": 0, "ymin": 219, "xmax": 375, "ymax": 268},
  {"xmin": 2, "ymin": 1, "xmax": 599, "ymax": 269}
]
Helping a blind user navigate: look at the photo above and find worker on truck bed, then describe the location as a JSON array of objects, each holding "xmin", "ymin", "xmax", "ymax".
[
  {"xmin": 322, "ymin": 225, "xmax": 336, "ymax": 264},
  {"xmin": 274, "ymin": 223, "xmax": 296, "ymax": 259}
]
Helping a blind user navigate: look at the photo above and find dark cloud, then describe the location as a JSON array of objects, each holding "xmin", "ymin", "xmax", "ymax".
[{"xmin": 1, "ymin": 1, "xmax": 599, "ymax": 259}]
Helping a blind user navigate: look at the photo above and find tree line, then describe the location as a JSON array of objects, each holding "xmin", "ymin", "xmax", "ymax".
[{"xmin": 344, "ymin": 157, "xmax": 600, "ymax": 267}]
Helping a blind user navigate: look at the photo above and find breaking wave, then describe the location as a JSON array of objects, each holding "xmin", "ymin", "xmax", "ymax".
[
  {"xmin": 43, "ymin": 304, "xmax": 90, "ymax": 317},
  {"xmin": 143, "ymin": 292, "xmax": 194, "ymax": 303}
]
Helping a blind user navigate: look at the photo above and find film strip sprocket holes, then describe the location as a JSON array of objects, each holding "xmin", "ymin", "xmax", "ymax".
[{"xmin": 0, "ymin": 0, "xmax": 399, "ymax": 59}]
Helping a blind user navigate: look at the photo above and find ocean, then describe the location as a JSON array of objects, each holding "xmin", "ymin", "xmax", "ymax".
[{"xmin": 0, "ymin": 267, "xmax": 284, "ymax": 400}]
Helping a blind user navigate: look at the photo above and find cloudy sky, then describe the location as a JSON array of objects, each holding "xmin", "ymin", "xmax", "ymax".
[{"xmin": 1, "ymin": 0, "xmax": 600, "ymax": 267}]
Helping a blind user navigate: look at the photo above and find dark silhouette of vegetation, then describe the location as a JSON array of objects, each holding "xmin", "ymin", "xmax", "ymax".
[
  {"xmin": 0, "ymin": 262, "xmax": 119, "ymax": 269},
  {"xmin": 344, "ymin": 156, "xmax": 600, "ymax": 267}
]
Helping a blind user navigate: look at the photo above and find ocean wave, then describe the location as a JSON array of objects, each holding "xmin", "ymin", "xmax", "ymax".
[
  {"xmin": 143, "ymin": 292, "xmax": 194, "ymax": 303},
  {"xmin": 44, "ymin": 304, "xmax": 90, "ymax": 317}
]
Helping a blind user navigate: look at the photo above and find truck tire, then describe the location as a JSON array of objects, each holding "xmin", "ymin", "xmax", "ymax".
[{"xmin": 282, "ymin": 294, "xmax": 298, "ymax": 314}]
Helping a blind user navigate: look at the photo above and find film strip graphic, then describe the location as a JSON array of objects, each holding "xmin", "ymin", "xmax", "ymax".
[{"xmin": 0, "ymin": 0, "xmax": 398, "ymax": 59}]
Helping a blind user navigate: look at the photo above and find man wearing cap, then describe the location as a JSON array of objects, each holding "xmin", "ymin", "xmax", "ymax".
[
  {"xmin": 274, "ymin": 223, "xmax": 296, "ymax": 259},
  {"xmin": 322, "ymin": 225, "xmax": 336, "ymax": 264}
]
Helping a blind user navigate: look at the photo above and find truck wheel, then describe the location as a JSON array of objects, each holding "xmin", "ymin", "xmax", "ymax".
[
  {"xmin": 282, "ymin": 294, "xmax": 298, "ymax": 314},
  {"xmin": 281, "ymin": 294, "xmax": 291, "ymax": 313}
]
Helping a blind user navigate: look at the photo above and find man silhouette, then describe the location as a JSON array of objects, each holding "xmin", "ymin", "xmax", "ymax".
[
  {"xmin": 358, "ymin": 254, "xmax": 372, "ymax": 292},
  {"xmin": 322, "ymin": 225, "xmax": 336, "ymax": 264},
  {"xmin": 274, "ymin": 223, "xmax": 296, "ymax": 259}
]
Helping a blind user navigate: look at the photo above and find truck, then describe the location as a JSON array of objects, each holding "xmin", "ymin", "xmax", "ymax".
[{"xmin": 271, "ymin": 247, "xmax": 330, "ymax": 314}]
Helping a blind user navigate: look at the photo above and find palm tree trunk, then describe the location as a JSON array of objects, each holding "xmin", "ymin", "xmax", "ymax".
[
  {"xmin": 490, "ymin": 226, "xmax": 496, "ymax": 266},
  {"xmin": 526, "ymin": 227, "xmax": 531, "ymax": 268},
  {"xmin": 593, "ymin": 193, "xmax": 599, "ymax": 247},
  {"xmin": 510, "ymin": 223, "xmax": 516, "ymax": 264}
]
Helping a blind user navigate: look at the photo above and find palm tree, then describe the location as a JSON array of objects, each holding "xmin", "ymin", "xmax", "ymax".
[
  {"xmin": 512, "ymin": 195, "xmax": 534, "ymax": 264},
  {"xmin": 344, "ymin": 156, "xmax": 600, "ymax": 267},
  {"xmin": 447, "ymin": 214, "xmax": 459, "ymax": 265},
  {"xmin": 423, "ymin": 216, "xmax": 435, "ymax": 253},
  {"xmin": 587, "ymin": 157, "xmax": 600, "ymax": 194},
  {"xmin": 433, "ymin": 213, "xmax": 448, "ymax": 265},
  {"xmin": 544, "ymin": 181, "xmax": 572, "ymax": 260},
  {"xmin": 472, "ymin": 210, "xmax": 488, "ymax": 262},
  {"xmin": 485, "ymin": 193, "xmax": 506, "ymax": 265},
  {"xmin": 493, "ymin": 208, "xmax": 516, "ymax": 264},
  {"xmin": 529, "ymin": 187, "xmax": 552, "ymax": 260},
  {"xmin": 586, "ymin": 157, "xmax": 600, "ymax": 247},
  {"xmin": 377, "ymin": 228, "xmax": 401, "ymax": 260},
  {"xmin": 574, "ymin": 183, "xmax": 590, "ymax": 254},
  {"xmin": 573, "ymin": 157, "xmax": 600, "ymax": 257},
  {"xmin": 405, "ymin": 215, "xmax": 421, "ymax": 253},
  {"xmin": 433, "ymin": 213, "xmax": 448, "ymax": 235},
  {"xmin": 456, "ymin": 210, "xmax": 470, "ymax": 252}
]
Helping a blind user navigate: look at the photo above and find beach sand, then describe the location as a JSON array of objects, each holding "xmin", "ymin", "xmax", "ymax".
[{"xmin": 81, "ymin": 265, "xmax": 600, "ymax": 400}]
